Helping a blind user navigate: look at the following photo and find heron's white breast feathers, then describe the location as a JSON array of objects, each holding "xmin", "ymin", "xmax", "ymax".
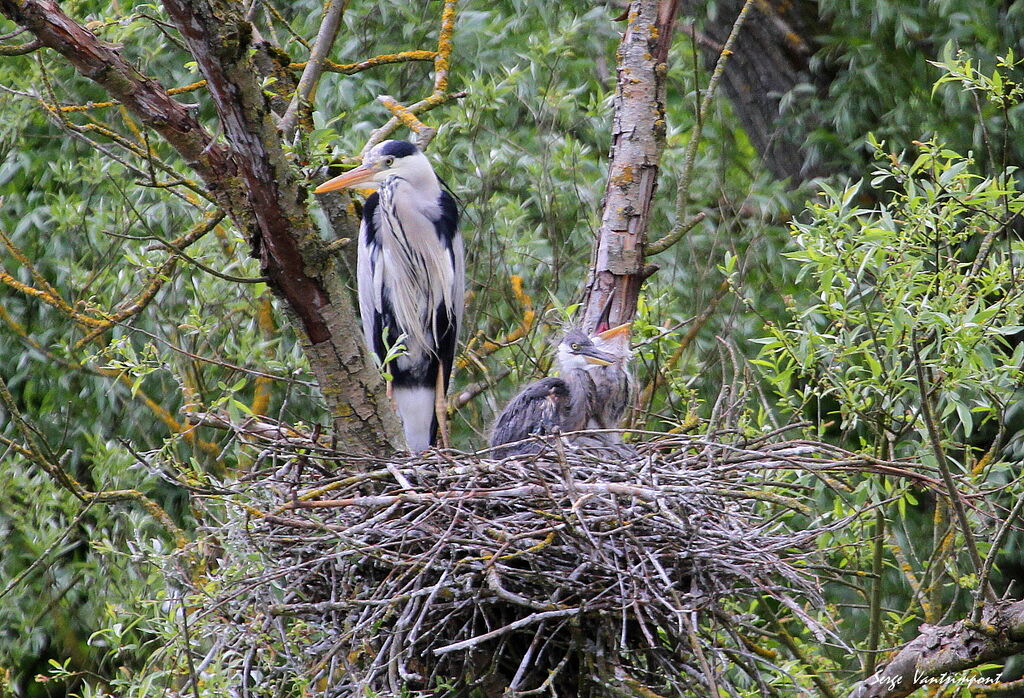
[
  {"xmin": 371, "ymin": 179, "xmax": 461, "ymax": 358},
  {"xmin": 392, "ymin": 385, "xmax": 436, "ymax": 452}
]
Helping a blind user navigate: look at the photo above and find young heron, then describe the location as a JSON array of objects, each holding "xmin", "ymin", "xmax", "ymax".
[
  {"xmin": 586, "ymin": 314, "xmax": 634, "ymax": 443},
  {"xmin": 489, "ymin": 323, "xmax": 631, "ymax": 457},
  {"xmin": 315, "ymin": 140, "xmax": 463, "ymax": 452}
]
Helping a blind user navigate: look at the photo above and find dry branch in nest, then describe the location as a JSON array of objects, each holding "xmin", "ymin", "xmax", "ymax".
[{"xmin": 180, "ymin": 431, "xmax": 881, "ymax": 696}]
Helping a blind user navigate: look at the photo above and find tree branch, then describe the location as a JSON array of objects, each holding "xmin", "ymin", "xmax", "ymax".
[
  {"xmin": 0, "ymin": 38, "xmax": 39, "ymax": 55},
  {"xmin": 911, "ymin": 329, "xmax": 995, "ymax": 604},
  {"xmin": 362, "ymin": 0, "xmax": 462, "ymax": 154},
  {"xmin": 645, "ymin": 0, "xmax": 755, "ymax": 257},
  {"xmin": 0, "ymin": 373, "xmax": 187, "ymax": 547},
  {"xmin": 279, "ymin": 0, "xmax": 346, "ymax": 138},
  {"xmin": 850, "ymin": 600, "xmax": 1024, "ymax": 698},
  {"xmin": 0, "ymin": 0, "xmax": 232, "ymax": 184}
]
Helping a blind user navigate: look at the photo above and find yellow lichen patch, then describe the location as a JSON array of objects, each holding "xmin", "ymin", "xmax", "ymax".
[
  {"xmin": 168, "ymin": 80, "xmax": 208, "ymax": 96},
  {"xmin": 250, "ymin": 293, "xmax": 276, "ymax": 417},
  {"xmin": 783, "ymin": 30, "xmax": 808, "ymax": 52},
  {"xmin": 290, "ymin": 51, "xmax": 437, "ymax": 76},
  {"xmin": 611, "ymin": 165, "xmax": 635, "ymax": 189},
  {"xmin": 434, "ymin": 0, "xmax": 458, "ymax": 92}
]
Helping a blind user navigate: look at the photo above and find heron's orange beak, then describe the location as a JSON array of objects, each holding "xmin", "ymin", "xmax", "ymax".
[
  {"xmin": 314, "ymin": 164, "xmax": 376, "ymax": 193},
  {"xmin": 596, "ymin": 322, "xmax": 631, "ymax": 341}
]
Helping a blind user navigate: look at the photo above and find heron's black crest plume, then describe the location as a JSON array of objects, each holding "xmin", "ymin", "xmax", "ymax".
[{"xmin": 378, "ymin": 140, "xmax": 419, "ymax": 158}]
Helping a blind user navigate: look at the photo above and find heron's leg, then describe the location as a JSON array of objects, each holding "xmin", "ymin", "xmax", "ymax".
[{"xmin": 434, "ymin": 366, "xmax": 450, "ymax": 449}]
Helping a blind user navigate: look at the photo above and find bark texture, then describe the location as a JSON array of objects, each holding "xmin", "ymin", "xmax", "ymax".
[
  {"xmin": 581, "ymin": 0, "xmax": 679, "ymax": 332},
  {"xmin": 0, "ymin": 0, "xmax": 404, "ymax": 454},
  {"xmin": 850, "ymin": 600, "xmax": 1024, "ymax": 698},
  {"xmin": 680, "ymin": 0, "xmax": 827, "ymax": 182}
]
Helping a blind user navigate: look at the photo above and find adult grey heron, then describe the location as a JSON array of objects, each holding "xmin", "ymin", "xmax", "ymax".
[
  {"xmin": 315, "ymin": 140, "xmax": 463, "ymax": 452},
  {"xmin": 489, "ymin": 323, "xmax": 631, "ymax": 457}
]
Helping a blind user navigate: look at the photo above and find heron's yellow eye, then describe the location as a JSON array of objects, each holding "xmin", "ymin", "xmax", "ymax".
[
  {"xmin": 384, "ymin": 156, "xmax": 395, "ymax": 167},
  {"xmin": 570, "ymin": 343, "xmax": 580, "ymax": 351}
]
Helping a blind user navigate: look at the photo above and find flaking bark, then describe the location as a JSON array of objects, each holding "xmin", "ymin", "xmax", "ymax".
[{"xmin": 581, "ymin": 0, "xmax": 679, "ymax": 332}]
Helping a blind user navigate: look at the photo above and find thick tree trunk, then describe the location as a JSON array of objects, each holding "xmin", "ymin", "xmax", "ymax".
[
  {"xmin": 0, "ymin": 0, "xmax": 404, "ymax": 454},
  {"xmin": 581, "ymin": 0, "xmax": 679, "ymax": 332},
  {"xmin": 681, "ymin": 0, "xmax": 827, "ymax": 182}
]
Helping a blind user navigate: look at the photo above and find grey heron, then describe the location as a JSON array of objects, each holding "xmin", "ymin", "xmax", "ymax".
[
  {"xmin": 586, "ymin": 313, "xmax": 634, "ymax": 444},
  {"xmin": 489, "ymin": 323, "xmax": 631, "ymax": 457},
  {"xmin": 315, "ymin": 140, "xmax": 463, "ymax": 452}
]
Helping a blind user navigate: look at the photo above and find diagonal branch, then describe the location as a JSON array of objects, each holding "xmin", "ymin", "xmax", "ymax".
[
  {"xmin": 0, "ymin": 0, "xmax": 232, "ymax": 184},
  {"xmin": 0, "ymin": 373, "xmax": 187, "ymax": 547},
  {"xmin": 911, "ymin": 329, "xmax": 995, "ymax": 605},
  {"xmin": 279, "ymin": 0, "xmax": 347, "ymax": 138},
  {"xmin": 646, "ymin": 0, "xmax": 755, "ymax": 257},
  {"xmin": 0, "ymin": 38, "xmax": 40, "ymax": 55},
  {"xmin": 362, "ymin": 0, "xmax": 461, "ymax": 154}
]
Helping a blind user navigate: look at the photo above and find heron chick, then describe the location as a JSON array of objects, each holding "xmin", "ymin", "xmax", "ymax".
[
  {"xmin": 489, "ymin": 324, "xmax": 631, "ymax": 457},
  {"xmin": 315, "ymin": 140, "xmax": 463, "ymax": 452},
  {"xmin": 584, "ymin": 320, "xmax": 634, "ymax": 444}
]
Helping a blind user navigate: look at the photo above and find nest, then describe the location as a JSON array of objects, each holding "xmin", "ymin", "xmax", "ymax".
[{"xmin": 186, "ymin": 432, "xmax": 867, "ymax": 696}]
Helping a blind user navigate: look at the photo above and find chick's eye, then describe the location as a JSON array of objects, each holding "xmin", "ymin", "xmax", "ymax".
[{"xmin": 384, "ymin": 156, "xmax": 395, "ymax": 167}]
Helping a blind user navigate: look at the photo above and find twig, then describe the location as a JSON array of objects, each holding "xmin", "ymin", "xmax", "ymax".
[
  {"xmin": 0, "ymin": 38, "xmax": 39, "ymax": 55},
  {"xmin": 910, "ymin": 329, "xmax": 995, "ymax": 604},
  {"xmin": 976, "ymin": 492, "xmax": 1024, "ymax": 620},
  {"xmin": 361, "ymin": 0, "xmax": 462, "ymax": 154},
  {"xmin": 432, "ymin": 608, "xmax": 581, "ymax": 655},
  {"xmin": 646, "ymin": 0, "xmax": 756, "ymax": 256}
]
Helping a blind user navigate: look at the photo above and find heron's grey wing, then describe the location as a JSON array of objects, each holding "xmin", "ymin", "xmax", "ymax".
[
  {"xmin": 435, "ymin": 190, "xmax": 462, "ymax": 390},
  {"xmin": 357, "ymin": 192, "xmax": 383, "ymax": 359},
  {"xmin": 490, "ymin": 377, "xmax": 573, "ymax": 450},
  {"xmin": 451, "ymin": 231, "xmax": 464, "ymax": 343},
  {"xmin": 437, "ymin": 191, "xmax": 463, "ymax": 337}
]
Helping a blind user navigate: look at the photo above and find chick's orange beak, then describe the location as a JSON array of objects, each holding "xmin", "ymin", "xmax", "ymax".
[
  {"xmin": 314, "ymin": 164, "xmax": 376, "ymax": 194},
  {"xmin": 596, "ymin": 322, "xmax": 631, "ymax": 341}
]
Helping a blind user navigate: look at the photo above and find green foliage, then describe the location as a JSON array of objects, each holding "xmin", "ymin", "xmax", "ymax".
[
  {"xmin": 4, "ymin": 0, "xmax": 1024, "ymax": 695},
  {"xmin": 809, "ymin": 0, "xmax": 1024, "ymax": 173},
  {"xmin": 758, "ymin": 138, "xmax": 1024, "ymax": 453},
  {"xmin": 752, "ymin": 50, "xmax": 1024, "ymax": 686}
]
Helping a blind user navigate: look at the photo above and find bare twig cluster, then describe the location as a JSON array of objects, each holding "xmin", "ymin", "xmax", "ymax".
[{"xmin": 180, "ymin": 431, "xmax": 881, "ymax": 696}]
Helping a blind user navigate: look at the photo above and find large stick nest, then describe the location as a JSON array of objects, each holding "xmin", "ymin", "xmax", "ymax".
[{"xmin": 184, "ymin": 431, "xmax": 876, "ymax": 696}]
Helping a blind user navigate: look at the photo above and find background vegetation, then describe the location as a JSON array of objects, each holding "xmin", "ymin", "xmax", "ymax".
[{"xmin": 2, "ymin": 0, "xmax": 1024, "ymax": 695}]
